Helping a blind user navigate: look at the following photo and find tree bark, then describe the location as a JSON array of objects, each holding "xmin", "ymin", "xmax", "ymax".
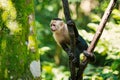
[{"xmin": 0, "ymin": 0, "xmax": 40, "ymax": 79}]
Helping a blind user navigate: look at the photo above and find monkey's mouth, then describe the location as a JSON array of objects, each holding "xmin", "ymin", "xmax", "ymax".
[
  {"xmin": 51, "ymin": 27, "xmax": 57, "ymax": 31},
  {"xmin": 51, "ymin": 29, "xmax": 56, "ymax": 31}
]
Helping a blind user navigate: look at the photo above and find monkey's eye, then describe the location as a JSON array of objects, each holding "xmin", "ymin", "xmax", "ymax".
[{"xmin": 51, "ymin": 24, "xmax": 55, "ymax": 26}]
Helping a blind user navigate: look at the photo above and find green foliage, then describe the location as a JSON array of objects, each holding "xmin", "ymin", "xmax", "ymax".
[
  {"xmin": 69, "ymin": 0, "xmax": 81, "ymax": 3},
  {"xmin": 112, "ymin": 9, "xmax": 120, "ymax": 24}
]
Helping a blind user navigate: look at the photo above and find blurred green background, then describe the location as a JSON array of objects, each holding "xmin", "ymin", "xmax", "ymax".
[{"xmin": 0, "ymin": 0, "xmax": 120, "ymax": 80}]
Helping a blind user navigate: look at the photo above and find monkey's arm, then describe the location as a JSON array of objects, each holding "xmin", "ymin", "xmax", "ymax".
[
  {"xmin": 67, "ymin": 20, "xmax": 79, "ymax": 38},
  {"xmin": 60, "ymin": 43, "xmax": 74, "ymax": 58}
]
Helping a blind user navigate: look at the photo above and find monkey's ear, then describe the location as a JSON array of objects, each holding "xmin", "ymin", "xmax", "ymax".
[{"xmin": 60, "ymin": 22, "xmax": 64, "ymax": 27}]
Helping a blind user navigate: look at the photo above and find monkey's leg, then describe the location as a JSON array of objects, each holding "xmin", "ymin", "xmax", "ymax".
[
  {"xmin": 61, "ymin": 43, "xmax": 74, "ymax": 58},
  {"xmin": 71, "ymin": 48, "xmax": 81, "ymax": 67},
  {"xmin": 61, "ymin": 43, "xmax": 76, "ymax": 80},
  {"xmin": 61, "ymin": 43, "xmax": 80, "ymax": 67}
]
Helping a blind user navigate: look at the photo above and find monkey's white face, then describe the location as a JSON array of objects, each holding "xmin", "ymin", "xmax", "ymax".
[{"xmin": 50, "ymin": 20, "xmax": 64, "ymax": 32}]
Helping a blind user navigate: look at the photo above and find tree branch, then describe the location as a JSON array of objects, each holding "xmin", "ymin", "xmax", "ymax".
[
  {"xmin": 61, "ymin": 0, "xmax": 71, "ymax": 21},
  {"xmin": 87, "ymin": 0, "xmax": 117, "ymax": 53},
  {"xmin": 62, "ymin": 0, "xmax": 76, "ymax": 80},
  {"xmin": 79, "ymin": 0, "xmax": 117, "ymax": 79}
]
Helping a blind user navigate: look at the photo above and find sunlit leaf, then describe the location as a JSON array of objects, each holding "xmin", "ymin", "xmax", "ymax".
[
  {"xmin": 112, "ymin": 9, "xmax": 120, "ymax": 20},
  {"xmin": 90, "ymin": 13, "xmax": 101, "ymax": 22},
  {"xmin": 30, "ymin": 60, "xmax": 41, "ymax": 78}
]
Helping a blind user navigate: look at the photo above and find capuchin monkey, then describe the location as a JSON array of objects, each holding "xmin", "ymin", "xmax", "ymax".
[{"xmin": 50, "ymin": 18, "xmax": 94, "ymax": 67}]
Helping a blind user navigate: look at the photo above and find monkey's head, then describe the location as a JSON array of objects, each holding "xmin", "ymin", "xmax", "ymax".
[{"xmin": 50, "ymin": 18, "xmax": 65, "ymax": 32}]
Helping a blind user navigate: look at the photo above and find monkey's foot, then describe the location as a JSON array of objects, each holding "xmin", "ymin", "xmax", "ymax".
[
  {"xmin": 68, "ymin": 52, "xmax": 74, "ymax": 59},
  {"xmin": 72, "ymin": 58, "xmax": 80, "ymax": 67},
  {"xmin": 83, "ymin": 50, "xmax": 96, "ymax": 62}
]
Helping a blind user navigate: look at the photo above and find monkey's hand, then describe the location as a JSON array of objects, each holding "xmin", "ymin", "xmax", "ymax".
[
  {"xmin": 72, "ymin": 58, "xmax": 80, "ymax": 67},
  {"xmin": 69, "ymin": 51, "xmax": 80, "ymax": 67},
  {"xmin": 67, "ymin": 19, "xmax": 75, "ymax": 27},
  {"xmin": 83, "ymin": 50, "xmax": 96, "ymax": 62},
  {"xmin": 68, "ymin": 51, "xmax": 80, "ymax": 67},
  {"xmin": 68, "ymin": 51, "xmax": 74, "ymax": 59}
]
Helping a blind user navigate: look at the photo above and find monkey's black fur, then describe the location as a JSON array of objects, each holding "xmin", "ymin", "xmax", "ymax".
[{"xmin": 53, "ymin": 18, "xmax": 62, "ymax": 21}]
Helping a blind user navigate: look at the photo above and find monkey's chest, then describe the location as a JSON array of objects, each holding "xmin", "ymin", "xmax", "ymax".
[{"xmin": 53, "ymin": 33, "xmax": 70, "ymax": 45}]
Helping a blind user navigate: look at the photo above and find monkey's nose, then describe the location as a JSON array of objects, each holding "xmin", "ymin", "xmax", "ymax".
[{"xmin": 51, "ymin": 27, "xmax": 56, "ymax": 31}]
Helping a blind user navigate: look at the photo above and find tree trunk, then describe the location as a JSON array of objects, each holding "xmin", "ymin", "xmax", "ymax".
[{"xmin": 0, "ymin": 0, "xmax": 40, "ymax": 79}]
